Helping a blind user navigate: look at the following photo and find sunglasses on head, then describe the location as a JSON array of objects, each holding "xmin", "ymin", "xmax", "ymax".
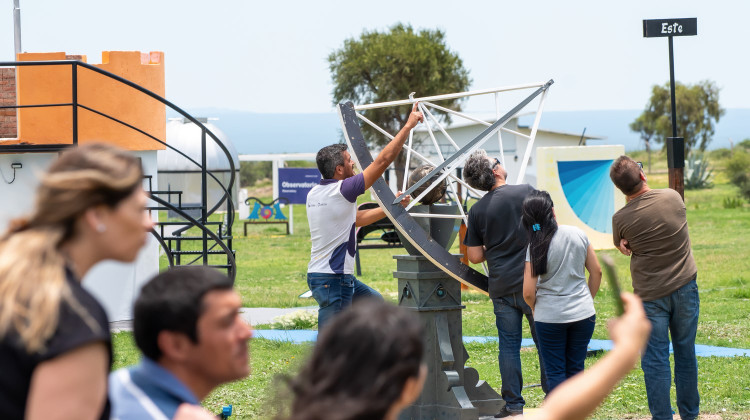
[
  {"xmin": 636, "ymin": 161, "xmax": 643, "ymax": 170},
  {"xmin": 493, "ymin": 158, "xmax": 501, "ymax": 169}
]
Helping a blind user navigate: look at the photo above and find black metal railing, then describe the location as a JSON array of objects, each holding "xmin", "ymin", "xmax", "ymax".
[{"xmin": 0, "ymin": 60, "xmax": 236, "ymax": 281}]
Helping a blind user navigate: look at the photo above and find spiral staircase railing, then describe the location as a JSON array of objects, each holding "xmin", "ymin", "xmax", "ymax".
[{"xmin": 0, "ymin": 60, "xmax": 236, "ymax": 281}]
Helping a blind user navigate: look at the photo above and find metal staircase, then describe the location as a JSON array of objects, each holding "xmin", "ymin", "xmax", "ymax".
[{"xmin": 0, "ymin": 60, "xmax": 236, "ymax": 281}]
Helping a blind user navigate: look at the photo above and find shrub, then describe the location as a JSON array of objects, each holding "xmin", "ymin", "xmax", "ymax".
[
  {"xmin": 684, "ymin": 153, "xmax": 713, "ymax": 190},
  {"xmin": 722, "ymin": 196, "xmax": 744, "ymax": 209},
  {"xmin": 726, "ymin": 150, "xmax": 750, "ymax": 201},
  {"xmin": 270, "ymin": 309, "xmax": 318, "ymax": 330}
]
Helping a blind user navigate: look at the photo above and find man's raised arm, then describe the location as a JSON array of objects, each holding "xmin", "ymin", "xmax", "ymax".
[{"xmin": 362, "ymin": 103, "xmax": 424, "ymax": 190}]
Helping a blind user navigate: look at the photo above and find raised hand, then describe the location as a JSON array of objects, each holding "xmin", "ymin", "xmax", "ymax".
[{"xmin": 405, "ymin": 102, "xmax": 424, "ymax": 129}]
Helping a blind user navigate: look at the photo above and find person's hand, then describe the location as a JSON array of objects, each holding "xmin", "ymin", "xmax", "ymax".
[
  {"xmin": 404, "ymin": 102, "xmax": 424, "ymax": 130},
  {"xmin": 396, "ymin": 190, "xmax": 412, "ymax": 208},
  {"xmin": 617, "ymin": 239, "xmax": 631, "ymax": 256},
  {"xmin": 173, "ymin": 403, "xmax": 217, "ymax": 420},
  {"xmin": 608, "ymin": 292, "xmax": 651, "ymax": 354}
]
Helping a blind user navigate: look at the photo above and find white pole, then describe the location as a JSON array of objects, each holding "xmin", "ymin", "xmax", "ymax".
[
  {"xmin": 515, "ymin": 90, "xmax": 549, "ymax": 185},
  {"xmin": 272, "ymin": 160, "xmax": 280, "ymax": 201},
  {"xmin": 289, "ymin": 204, "xmax": 294, "ymax": 234},
  {"xmin": 417, "ymin": 103, "xmax": 446, "ymax": 162},
  {"xmin": 13, "ymin": 0, "xmax": 22, "ymax": 57},
  {"xmin": 495, "ymin": 92, "xmax": 505, "ymax": 166},
  {"xmin": 354, "ymin": 82, "xmax": 545, "ymax": 110}
]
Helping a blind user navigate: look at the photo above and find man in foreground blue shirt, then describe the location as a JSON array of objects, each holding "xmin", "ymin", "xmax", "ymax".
[{"xmin": 109, "ymin": 266, "xmax": 253, "ymax": 419}]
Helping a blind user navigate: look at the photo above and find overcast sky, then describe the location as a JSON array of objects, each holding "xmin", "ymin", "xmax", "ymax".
[{"xmin": 6, "ymin": 0, "xmax": 748, "ymax": 114}]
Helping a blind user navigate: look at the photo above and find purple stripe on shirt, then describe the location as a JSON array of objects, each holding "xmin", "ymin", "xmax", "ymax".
[{"xmin": 340, "ymin": 173, "xmax": 365, "ymax": 203}]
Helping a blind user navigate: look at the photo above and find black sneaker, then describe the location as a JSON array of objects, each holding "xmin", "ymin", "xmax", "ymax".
[{"xmin": 494, "ymin": 406, "xmax": 523, "ymax": 418}]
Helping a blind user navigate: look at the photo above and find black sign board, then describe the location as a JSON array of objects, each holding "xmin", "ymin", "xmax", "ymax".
[{"xmin": 643, "ymin": 18, "xmax": 697, "ymax": 37}]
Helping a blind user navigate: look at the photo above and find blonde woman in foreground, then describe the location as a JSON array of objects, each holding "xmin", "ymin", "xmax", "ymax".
[{"xmin": 0, "ymin": 144, "xmax": 152, "ymax": 420}]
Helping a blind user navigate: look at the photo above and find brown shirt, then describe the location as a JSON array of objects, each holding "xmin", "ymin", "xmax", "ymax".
[{"xmin": 612, "ymin": 188, "xmax": 697, "ymax": 301}]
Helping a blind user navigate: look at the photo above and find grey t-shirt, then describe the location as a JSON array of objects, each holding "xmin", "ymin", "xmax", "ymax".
[{"xmin": 526, "ymin": 225, "xmax": 595, "ymax": 323}]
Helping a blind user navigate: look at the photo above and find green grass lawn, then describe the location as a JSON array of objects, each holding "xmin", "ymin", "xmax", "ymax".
[{"xmin": 127, "ymin": 163, "xmax": 750, "ymax": 419}]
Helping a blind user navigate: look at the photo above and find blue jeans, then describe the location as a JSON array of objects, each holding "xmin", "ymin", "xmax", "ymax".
[
  {"xmin": 307, "ymin": 273, "xmax": 382, "ymax": 330},
  {"xmin": 535, "ymin": 315, "xmax": 596, "ymax": 392},
  {"xmin": 641, "ymin": 278, "xmax": 700, "ymax": 420},
  {"xmin": 492, "ymin": 293, "xmax": 549, "ymax": 412}
]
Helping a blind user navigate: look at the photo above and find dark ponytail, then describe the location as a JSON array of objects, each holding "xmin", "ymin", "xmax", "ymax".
[{"xmin": 521, "ymin": 190, "xmax": 558, "ymax": 277}]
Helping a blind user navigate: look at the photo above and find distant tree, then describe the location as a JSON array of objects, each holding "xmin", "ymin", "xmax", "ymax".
[
  {"xmin": 726, "ymin": 149, "xmax": 750, "ymax": 201},
  {"xmin": 631, "ymin": 80, "xmax": 725, "ymax": 154},
  {"xmin": 328, "ymin": 23, "xmax": 471, "ymax": 186},
  {"xmin": 240, "ymin": 160, "xmax": 315, "ymax": 188},
  {"xmin": 629, "ymin": 113, "xmax": 656, "ymax": 173},
  {"xmin": 240, "ymin": 161, "xmax": 271, "ymax": 187}
]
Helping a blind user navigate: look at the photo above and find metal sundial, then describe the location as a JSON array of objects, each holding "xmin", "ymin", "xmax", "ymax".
[{"xmin": 338, "ymin": 80, "xmax": 554, "ymax": 294}]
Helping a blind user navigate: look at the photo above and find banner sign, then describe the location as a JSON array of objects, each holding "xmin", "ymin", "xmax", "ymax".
[
  {"xmin": 277, "ymin": 168, "xmax": 321, "ymax": 204},
  {"xmin": 643, "ymin": 18, "xmax": 697, "ymax": 37}
]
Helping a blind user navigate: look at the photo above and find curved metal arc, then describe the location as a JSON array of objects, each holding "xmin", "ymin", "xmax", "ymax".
[
  {"xmin": 339, "ymin": 102, "xmax": 489, "ymax": 294},
  {"xmin": 78, "ymin": 104, "xmax": 234, "ymax": 233},
  {"xmin": 75, "ymin": 61, "xmax": 236, "ymax": 177},
  {"xmin": 74, "ymin": 62, "xmax": 236, "ymax": 241}
]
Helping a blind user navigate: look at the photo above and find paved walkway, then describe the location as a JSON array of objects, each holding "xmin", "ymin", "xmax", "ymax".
[
  {"xmin": 110, "ymin": 306, "xmax": 318, "ymax": 332},
  {"xmin": 251, "ymin": 329, "xmax": 750, "ymax": 357},
  {"xmin": 113, "ymin": 307, "xmax": 750, "ymax": 358},
  {"xmin": 244, "ymin": 307, "xmax": 750, "ymax": 358}
]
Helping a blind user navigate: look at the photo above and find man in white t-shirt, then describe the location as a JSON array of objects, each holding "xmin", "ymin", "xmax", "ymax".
[{"xmin": 307, "ymin": 104, "xmax": 423, "ymax": 329}]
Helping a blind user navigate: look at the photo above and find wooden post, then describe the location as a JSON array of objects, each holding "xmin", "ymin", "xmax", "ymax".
[
  {"xmin": 667, "ymin": 137, "xmax": 685, "ymax": 201},
  {"xmin": 457, "ymin": 171, "xmax": 469, "ymax": 290},
  {"xmin": 459, "ymin": 222, "xmax": 469, "ymax": 290}
]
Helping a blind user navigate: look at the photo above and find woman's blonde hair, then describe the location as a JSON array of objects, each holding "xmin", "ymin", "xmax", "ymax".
[{"xmin": 0, "ymin": 143, "xmax": 143, "ymax": 353}]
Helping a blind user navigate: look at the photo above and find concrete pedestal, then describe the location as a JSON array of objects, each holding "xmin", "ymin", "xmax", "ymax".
[{"xmin": 395, "ymin": 255, "xmax": 503, "ymax": 420}]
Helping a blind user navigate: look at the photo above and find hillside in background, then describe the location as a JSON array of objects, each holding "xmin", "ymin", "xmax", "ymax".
[{"xmin": 173, "ymin": 108, "xmax": 749, "ymax": 155}]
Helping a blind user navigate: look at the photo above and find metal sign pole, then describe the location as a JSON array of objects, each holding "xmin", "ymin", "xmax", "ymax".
[
  {"xmin": 666, "ymin": 35, "xmax": 685, "ymax": 200},
  {"xmin": 643, "ymin": 17, "xmax": 697, "ymax": 201},
  {"xmin": 668, "ymin": 36, "xmax": 677, "ymax": 139}
]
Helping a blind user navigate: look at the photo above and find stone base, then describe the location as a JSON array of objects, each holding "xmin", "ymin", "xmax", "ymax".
[{"xmin": 395, "ymin": 255, "xmax": 503, "ymax": 420}]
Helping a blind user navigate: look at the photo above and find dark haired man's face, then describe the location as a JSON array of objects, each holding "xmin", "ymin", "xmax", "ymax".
[
  {"xmin": 339, "ymin": 151, "xmax": 356, "ymax": 179},
  {"xmin": 183, "ymin": 290, "xmax": 252, "ymax": 386}
]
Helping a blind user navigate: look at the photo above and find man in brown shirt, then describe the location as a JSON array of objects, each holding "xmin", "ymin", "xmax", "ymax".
[{"xmin": 610, "ymin": 155, "xmax": 699, "ymax": 420}]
